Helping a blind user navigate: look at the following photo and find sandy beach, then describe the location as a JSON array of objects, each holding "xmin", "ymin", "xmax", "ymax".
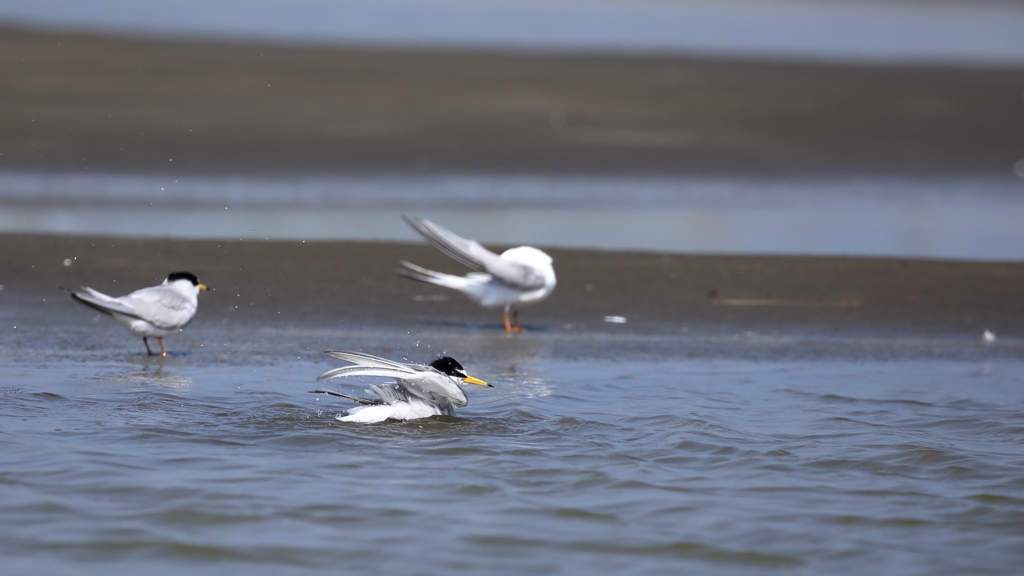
[{"xmin": 3, "ymin": 234, "xmax": 1021, "ymax": 351}]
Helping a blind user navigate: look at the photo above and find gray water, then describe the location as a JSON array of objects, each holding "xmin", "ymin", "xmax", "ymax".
[
  {"xmin": 3, "ymin": 172, "xmax": 1024, "ymax": 261},
  {"xmin": 3, "ymin": 0, "xmax": 1024, "ymax": 65},
  {"xmin": 2, "ymin": 320, "xmax": 1024, "ymax": 575}
]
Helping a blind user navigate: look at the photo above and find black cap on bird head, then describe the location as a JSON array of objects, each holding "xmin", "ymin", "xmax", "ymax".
[
  {"xmin": 430, "ymin": 356, "xmax": 467, "ymax": 377},
  {"xmin": 166, "ymin": 271, "xmax": 200, "ymax": 286}
]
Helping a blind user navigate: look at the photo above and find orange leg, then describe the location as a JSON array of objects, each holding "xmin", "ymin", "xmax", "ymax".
[
  {"xmin": 158, "ymin": 337, "xmax": 167, "ymax": 357},
  {"xmin": 503, "ymin": 308, "xmax": 527, "ymax": 333},
  {"xmin": 143, "ymin": 337, "xmax": 155, "ymax": 356}
]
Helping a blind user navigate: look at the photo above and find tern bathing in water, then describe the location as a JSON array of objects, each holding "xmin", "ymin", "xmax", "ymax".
[
  {"xmin": 311, "ymin": 351, "xmax": 492, "ymax": 423},
  {"xmin": 68, "ymin": 271, "xmax": 208, "ymax": 356},
  {"xmin": 399, "ymin": 216, "xmax": 556, "ymax": 333}
]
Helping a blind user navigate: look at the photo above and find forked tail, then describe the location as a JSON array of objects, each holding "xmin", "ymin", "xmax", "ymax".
[
  {"xmin": 308, "ymin": 389, "xmax": 384, "ymax": 406},
  {"xmin": 397, "ymin": 260, "xmax": 459, "ymax": 289}
]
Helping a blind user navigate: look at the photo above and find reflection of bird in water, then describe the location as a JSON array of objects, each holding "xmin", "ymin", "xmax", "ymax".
[
  {"xmin": 128, "ymin": 365, "xmax": 193, "ymax": 390},
  {"xmin": 68, "ymin": 272, "xmax": 208, "ymax": 356},
  {"xmin": 311, "ymin": 351, "xmax": 491, "ymax": 423},
  {"xmin": 399, "ymin": 216, "xmax": 556, "ymax": 333}
]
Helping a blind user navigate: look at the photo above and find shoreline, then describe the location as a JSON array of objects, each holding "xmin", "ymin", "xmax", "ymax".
[{"xmin": 2, "ymin": 234, "xmax": 1022, "ymax": 351}]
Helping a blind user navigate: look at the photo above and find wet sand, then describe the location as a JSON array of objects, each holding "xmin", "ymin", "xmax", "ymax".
[
  {"xmin": 2, "ymin": 234, "xmax": 1022, "ymax": 354},
  {"xmin": 2, "ymin": 25, "xmax": 1024, "ymax": 175}
]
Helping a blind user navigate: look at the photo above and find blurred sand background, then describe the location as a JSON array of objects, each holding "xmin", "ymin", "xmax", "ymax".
[{"xmin": 2, "ymin": 25, "xmax": 1023, "ymax": 175}]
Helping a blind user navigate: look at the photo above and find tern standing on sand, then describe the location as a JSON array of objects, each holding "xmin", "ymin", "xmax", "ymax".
[
  {"xmin": 69, "ymin": 271, "xmax": 208, "ymax": 356},
  {"xmin": 399, "ymin": 216, "xmax": 556, "ymax": 332}
]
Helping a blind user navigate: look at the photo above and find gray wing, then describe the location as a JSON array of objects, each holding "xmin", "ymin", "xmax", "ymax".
[
  {"xmin": 403, "ymin": 216, "xmax": 546, "ymax": 290},
  {"xmin": 318, "ymin": 351, "xmax": 424, "ymax": 381},
  {"xmin": 70, "ymin": 287, "xmax": 141, "ymax": 319},
  {"xmin": 121, "ymin": 285, "xmax": 196, "ymax": 329},
  {"xmin": 323, "ymin": 351, "xmax": 423, "ymax": 371}
]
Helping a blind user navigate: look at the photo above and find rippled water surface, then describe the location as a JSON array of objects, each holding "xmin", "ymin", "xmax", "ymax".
[{"xmin": 2, "ymin": 327, "xmax": 1023, "ymax": 575}]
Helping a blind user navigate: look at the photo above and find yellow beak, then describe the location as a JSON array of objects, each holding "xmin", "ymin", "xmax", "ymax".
[
  {"xmin": 198, "ymin": 283, "xmax": 209, "ymax": 291},
  {"xmin": 462, "ymin": 375, "xmax": 492, "ymax": 387}
]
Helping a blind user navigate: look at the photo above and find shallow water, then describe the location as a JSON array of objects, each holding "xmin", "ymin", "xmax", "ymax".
[
  {"xmin": 3, "ymin": 0, "xmax": 1024, "ymax": 65},
  {"xmin": 3, "ymin": 172, "xmax": 1023, "ymax": 260},
  {"xmin": 2, "ymin": 324, "xmax": 1023, "ymax": 575}
]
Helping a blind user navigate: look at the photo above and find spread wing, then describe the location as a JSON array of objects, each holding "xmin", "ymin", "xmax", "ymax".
[
  {"xmin": 317, "ymin": 351, "xmax": 424, "ymax": 381},
  {"xmin": 403, "ymin": 216, "xmax": 546, "ymax": 290}
]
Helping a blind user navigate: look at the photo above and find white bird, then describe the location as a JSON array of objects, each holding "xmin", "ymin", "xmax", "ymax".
[
  {"xmin": 399, "ymin": 216, "xmax": 556, "ymax": 332},
  {"xmin": 69, "ymin": 271, "xmax": 208, "ymax": 357},
  {"xmin": 310, "ymin": 351, "xmax": 492, "ymax": 423}
]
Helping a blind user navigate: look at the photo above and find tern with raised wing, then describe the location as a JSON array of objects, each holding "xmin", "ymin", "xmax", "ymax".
[
  {"xmin": 311, "ymin": 351, "xmax": 492, "ymax": 423},
  {"xmin": 69, "ymin": 271, "xmax": 208, "ymax": 356},
  {"xmin": 399, "ymin": 216, "xmax": 556, "ymax": 332}
]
